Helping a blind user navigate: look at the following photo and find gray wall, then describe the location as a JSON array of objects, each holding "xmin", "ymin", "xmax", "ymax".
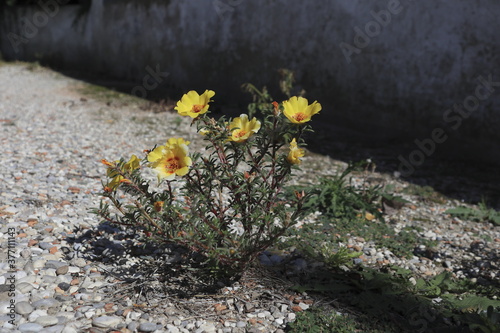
[{"xmin": 1, "ymin": 0, "xmax": 499, "ymax": 164}]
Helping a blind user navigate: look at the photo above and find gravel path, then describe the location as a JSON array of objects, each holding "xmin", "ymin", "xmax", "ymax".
[{"xmin": 0, "ymin": 63, "xmax": 498, "ymax": 333}]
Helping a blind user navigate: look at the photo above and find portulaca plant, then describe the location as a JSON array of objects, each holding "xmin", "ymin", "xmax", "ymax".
[{"xmin": 94, "ymin": 90, "xmax": 321, "ymax": 278}]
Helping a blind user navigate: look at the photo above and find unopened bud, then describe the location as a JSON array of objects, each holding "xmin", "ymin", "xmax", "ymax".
[
  {"xmin": 272, "ymin": 101, "xmax": 281, "ymax": 116},
  {"xmin": 101, "ymin": 159, "xmax": 113, "ymax": 167}
]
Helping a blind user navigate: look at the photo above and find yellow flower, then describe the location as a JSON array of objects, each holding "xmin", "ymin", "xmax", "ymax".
[
  {"xmin": 106, "ymin": 155, "xmax": 140, "ymax": 190},
  {"xmin": 287, "ymin": 138, "xmax": 305, "ymax": 164},
  {"xmin": 174, "ymin": 90, "xmax": 215, "ymax": 118},
  {"xmin": 228, "ymin": 114, "xmax": 261, "ymax": 143},
  {"xmin": 147, "ymin": 138, "xmax": 192, "ymax": 181},
  {"xmin": 282, "ymin": 96, "xmax": 322, "ymax": 124}
]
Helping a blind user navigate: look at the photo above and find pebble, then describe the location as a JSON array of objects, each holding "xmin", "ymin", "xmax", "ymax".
[
  {"xmin": 34, "ymin": 315, "xmax": 59, "ymax": 327},
  {"xmin": 15, "ymin": 301, "xmax": 33, "ymax": 315},
  {"xmin": 32, "ymin": 298, "xmax": 60, "ymax": 310},
  {"xmin": 16, "ymin": 282, "xmax": 34, "ymax": 294},
  {"xmin": 138, "ymin": 322, "xmax": 158, "ymax": 332},
  {"xmin": 18, "ymin": 323, "xmax": 44, "ymax": 332},
  {"xmin": 92, "ymin": 315, "xmax": 122, "ymax": 328}
]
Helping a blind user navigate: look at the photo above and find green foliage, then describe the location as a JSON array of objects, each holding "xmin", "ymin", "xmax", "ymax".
[
  {"xmin": 299, "ymin": 162, "xmax": 383, "ymax": 220},
  {"xmin": 241, "ymin": 68, "xmax": 305, "ymax": 119},
  {"xmin": 93, "ymin": 91, "xmax": 316, "ymax": 279},
  {"xmin": 283, "ymin": 163, "xmax": 433, "ymax": 258},
  {"xmin": 241, "ymin": 83, "xmax": 273, "ymax": 119},
  {"xmin": 445, "ymin": 201, "xmax": 500, "ymax": 226},
  {"xmin": 299, "ymin": 242, "xmax": 362, "ymax": 269},
  {"xmin": 287, "ymin": 308, "xmax": 392, "ymax": 333},
  {"xmin": 290, "ymin": 265, "xmax": 500, "ymax": 332}
]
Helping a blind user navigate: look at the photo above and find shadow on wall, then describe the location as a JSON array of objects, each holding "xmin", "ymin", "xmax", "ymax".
[
  {"xmin": 1, "ymin": 0, "xmax": 499, "ymax": 209},
  {"xmin": 36, "ymin": 65, "xmax": 500, "ymax": 211}
]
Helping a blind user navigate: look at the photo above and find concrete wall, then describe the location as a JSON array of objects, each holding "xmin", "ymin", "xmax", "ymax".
[{"xmin": 1, "ymin": 0, "xmax": 499, "ymax": 164}]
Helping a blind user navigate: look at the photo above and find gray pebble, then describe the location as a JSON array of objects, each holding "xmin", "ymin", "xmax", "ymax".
[
  {"xmin": 35, "ymin": 315, "xmax": 59, "ymax": 327},
  {"xmin": 39, "ymin": 242, "xmax": 54, "ymax": 250},
  {"xmin": 16, "ymin": 282, "xmax": 34, "ymax": 293},
  {"xmin": 128, "ymin": 321, "xmax": 139, "ymax": 332},
  {"xmin": 166, "ymin": 324, "xmax": 180, "ymax": 333},
  {"xmin": 15, "ymin": 301, "xmax": 34, "ymax": 315},
  {"xmin": 56, "ymin": 266, "xmax": 69, "ymax": 275},
  {"xmin": 18, "ymin": 323, "xmax": 44, "ymax": 332},
  {"xmin": 20, "ymin": 248, "xmax": 31, "ymax": 258},
  {"xmin": 32, "ymin": 298, "xmax": 60, "ymax": 309},
  {"xmin": 92, "ymin": 315, "xmax": 122, "ymax": 328},
  {"xmin": 72, "ymin": 258, "xmax": 86, "ymax": 267},
  {"xmin": 45, "ymin": 260, "xmax": 66, "ymax": 269},
  {"xmin": 57, "ymin": 282, "xmax": 71, "ymax": 291},
  {"xmin": 138, "ymin": 322, "xmax": 158, "ymax": 332}
]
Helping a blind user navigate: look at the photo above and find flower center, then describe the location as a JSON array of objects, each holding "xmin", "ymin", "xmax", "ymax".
[
  {"xmin": 191, "ymin": 104, "xmax": 204, "ymax": 113},
  {"xmin": 165, "ymin": 157, "xmax": 180, "ymax": 172},
  {"xmin": 293, "ymin": 112, "xmax": 307, "ymax": 122},
  {"xmin": 234, "ymin": 130, "xmax": 247, "ymax": 138}
]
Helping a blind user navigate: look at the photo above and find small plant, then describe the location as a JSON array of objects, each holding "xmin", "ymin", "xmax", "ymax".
[
  {"xmin": 298, "ymin": 161, "xmax": 383, "ymax": 220},
  {"xmin": 93, "ymin": 89, "xmax": 323, "ymax": 278},
  {"xmin": 445, "ymin": 200, "xmax": 500, "ymax": 226},
  {"xmin": 287, "ymin": 308, "xmax": 353, "ymax": 333},
  {"xmin": 283, "ymin": 164, "xmax": 436, "ymax": 259}
]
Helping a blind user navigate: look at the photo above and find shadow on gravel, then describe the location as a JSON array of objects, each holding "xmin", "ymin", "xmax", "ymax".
[
  {"xmin": 268, "ymin": 264, "xmax": 489, "ymax": 333},
  {"xmin": 64, "ymin": 222, "xmax": 225, "ymax": 303}
]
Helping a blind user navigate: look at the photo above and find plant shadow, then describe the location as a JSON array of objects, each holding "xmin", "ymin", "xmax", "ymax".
[
  {"xmin": 262, "ymin": 260, "xmax": 489, "ymax": 333},
  {"xmin": 65, "ymin": 221, "xmax": 227, "ymax": 301}
]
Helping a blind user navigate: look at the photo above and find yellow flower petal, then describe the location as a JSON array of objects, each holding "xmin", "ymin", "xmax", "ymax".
[
  {"xmin": 283, "ymin": 96, "xmax": 322, "ymax": 124},
  {"xmin": 228, "ymin": 114, "xmax": 261, "ymax": 143},
  {"xmin": 147, "ymin": 138, "xmax": 192, "ymax": 181},
  {"xmin": 174, "ymin": 90, "xmax": 215, "ymax": 118},
  {"xmin": 147, "ymin": 145, "xmax": 166, "ymax": 163},
  {"xmin": 287, "ymin": 138, "xmax": 305, "ymax": 164}
]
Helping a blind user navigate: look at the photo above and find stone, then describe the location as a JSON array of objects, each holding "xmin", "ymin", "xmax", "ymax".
[
  {"xmin": 15, "ymin": 301, "xmax": 33, "ymax": 315},
  {"xmin": 92, "ymin": 315, "xmax": 122, "ymax": 328},
  {"xmin": 196, "ymin": 323, "xmax": 216, "ymax": 333},
  {"xmin": 18, "ymin": 323, "xmax": 44, "ymax": 332},
  {"xmin": 127, "ymin": 321, "xmax": 139, "ymax": 332},
  {"xmin": 56, "ymin": 266, "xmax": 69, "ymax": 275},
  {"xmin": 138, "ymin": 322, "xmax": 158, "ymax": 332},
  {"xmin": 35, "ymin": 315, "xmax": 59, "ymax": 327},
  {"xmin": 28, "ymin": 309, "xmax": 48, "ymax": 321},
  {"xmin": 16, "ymin": 282, "xmax": 34, "ymax": 293},
  {"xmin": 57, "ymin": 282, "xmax": 71, "ymax": 291},
  {"xmin": 72, "ymin": 258, "xmax": 86, "ymax": 268},
  {"xmin": 32, "ymin": 298, "xmax": 60, "ymax": 309}
]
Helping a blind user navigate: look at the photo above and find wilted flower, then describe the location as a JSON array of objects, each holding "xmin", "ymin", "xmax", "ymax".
[
  {"xmin": 154, "ymin": 201, "xmax": 164, "ymax": 212},
  {"xmin": 174, "ymin": 90, "xmax": 215, "ymax": 118},
  {"xmin": 287, "ymin": 138, "xmax": 304, "ymax": 165},
  {"xmin": 228, "ymin": 114, "xmax": 261, "ymax": 143},
  {"xmin": 147, "ymin": 138, "xmax": 192, "ymax": 181},
  {"xmin": 283, "ymin": 96, "xmax": 321, "ymax": 124}
]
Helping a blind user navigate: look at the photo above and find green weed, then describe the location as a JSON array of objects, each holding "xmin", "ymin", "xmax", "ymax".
[{"xmin": 445, "ymin": 200, "xmax": 500, "ymax": 226}]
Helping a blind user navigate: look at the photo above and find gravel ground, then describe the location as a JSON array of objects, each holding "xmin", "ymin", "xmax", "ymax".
[{"xmin": 0, "ymin": 63, "xmax": 499, "ymax": 332}]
